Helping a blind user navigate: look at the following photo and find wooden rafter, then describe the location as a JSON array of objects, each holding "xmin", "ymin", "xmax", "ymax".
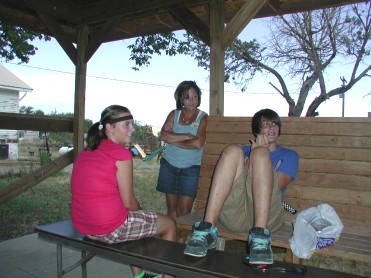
[
  {"xmin": 38, "ymin": 12, "xmax": 77, "ymax": 65},
  {"xmin": 223, "ymin": 0, "xmax": 269, "ymax": 50},
  {"xmin": 167, "ymin": 4, "xmax": 210, "ymax": 46},
  {"xmin": 85, "ymin": 17, "xmax": 121, "ymax": 63}
]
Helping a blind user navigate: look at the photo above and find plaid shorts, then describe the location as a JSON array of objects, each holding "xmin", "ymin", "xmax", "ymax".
[{"xmin": 86, "ymin": 210, "xmax": 158, "ymax": 244}]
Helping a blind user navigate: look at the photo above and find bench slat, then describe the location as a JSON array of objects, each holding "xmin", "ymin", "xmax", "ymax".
[
  {"xmin": 206, "ymin": 133, "xmax": 371, "ymax": 149},
  {"xmin": 290, "ymin": 174, "xmax": 370, "ymax": 191}
]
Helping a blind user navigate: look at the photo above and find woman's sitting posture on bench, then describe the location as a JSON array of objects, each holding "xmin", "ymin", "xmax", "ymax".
[
  {"xmin": 71, "ymin": 105, "xmax": 176, "ymax": 278},
  {"xmin": 184, "ymin": 109, "xmax": 299, "ymax": 265}
]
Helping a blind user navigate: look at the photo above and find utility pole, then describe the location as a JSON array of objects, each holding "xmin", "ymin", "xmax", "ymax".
[
  {"xmin": 340, "ymin": 76, "xmax": 347, "ymax": 117},
  {"xmin": 340, "ymin": 93, "xmax": 345, "ymax": 117}
]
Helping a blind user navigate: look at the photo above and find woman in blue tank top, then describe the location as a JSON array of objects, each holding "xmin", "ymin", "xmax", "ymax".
[{"xmin": 156, "ymin": 81, "xmax": 207, "ymax": 241}]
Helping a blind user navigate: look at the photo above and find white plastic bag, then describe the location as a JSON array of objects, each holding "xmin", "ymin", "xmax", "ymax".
[{"xmin": 289, "ymin": 203, "xmax": 344, "ymax": 259}]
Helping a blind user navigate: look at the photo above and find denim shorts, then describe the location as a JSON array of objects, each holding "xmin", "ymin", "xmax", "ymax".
[{"xmin": 156, "ymin": 157, "xmax": 200, "ymax": 198}]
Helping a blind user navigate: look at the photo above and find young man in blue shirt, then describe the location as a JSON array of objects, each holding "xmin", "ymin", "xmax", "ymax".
[{"xmin": 184, "ymin": 108, "xmax": 299, "ymax": 265}]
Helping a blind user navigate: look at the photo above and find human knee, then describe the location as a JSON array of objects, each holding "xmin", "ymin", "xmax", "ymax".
[
  {"xmin": 221, "ymin": 144, "xmax": 243, "ymax": 159},
  {"xmin": 250, "ymin": 146, "xmax": 270, "ymax": 162},
  {"xmin": 157, "ymin": 214, "xmax": 177, "ymax": 239},
  {"xmin": 166, "ymin": 217, "xmax": 177, "ymax": 237},
  {"xmin": 165, "ymin": 215, "xmax": 177, "ymax": 230},
  {"xmin": 177, "ymin": 207, "xmax": 192, "ymax": 217}
]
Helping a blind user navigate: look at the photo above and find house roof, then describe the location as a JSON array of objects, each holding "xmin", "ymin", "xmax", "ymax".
[{"xmin": 0, "ymin": 64, "xmax": 33, "ymax": 92}]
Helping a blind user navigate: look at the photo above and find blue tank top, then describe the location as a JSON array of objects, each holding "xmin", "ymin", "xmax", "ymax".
[{"xmin": 163, "ymin": 109, "xmax": 207, "ymax": 168}]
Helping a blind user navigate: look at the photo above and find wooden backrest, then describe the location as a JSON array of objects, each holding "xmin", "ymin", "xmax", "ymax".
[{"xmin": 195, "ymin": 116, "xmax": 371, "ymax": 237}]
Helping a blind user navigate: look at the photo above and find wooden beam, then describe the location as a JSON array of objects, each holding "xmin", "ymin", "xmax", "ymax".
[
  {"xmin": 267, "ymin": 0, "xmax": 281, "ymax": 13},
  {"xmin": 167, "ymin": 4, "xmax": 210, "ymax": 46},
  {"xmin": 255, "ymin": 0, "xmax": 367, "ymax": 19},
  {"xmin": 82, "ymin": 0, "xmax": 209, "ymax": 25},
  {"xmin": 74, "ymin": 25, "xmax": 89, "ymax": 158},
  {"xmin": 0, "ymin": 112, "xmax": 73, "ymax": 132},
  {"xmin": 154, "ymin": 13, "xmax": 178, "ymax": 29},
  {"xmin": 2, "ymin": 0, "xmax": 366, "ymax": 45},
  {"xmin": 0, "ymin": 4, "xmax": 77, "ymax": 41},
  {"xmin": 12, "ymin": 0, "xmax": 81, "ymax": 24},
  {"xmin": 85, "ymin": 17, "xmax": 120, "ymax": 63},
  {"xmin": 209, "ymin": 0, "xmax": 224, "ymax": 116},
  {"xmin": 38, "ymin": 12, "xmax": 78, "ymax": 65},
  {"xmin": 0, "ymin": 151, "xmax": 74, "ymax": 204},
  {"xmin": 223, "ymin": 0, "xmax": 268, "ymax": 50}
]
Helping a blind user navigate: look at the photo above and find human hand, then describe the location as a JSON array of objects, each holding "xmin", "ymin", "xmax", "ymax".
[{"xmin": 250, "ymin": 134, "xmax": 270, "ymax": 149}]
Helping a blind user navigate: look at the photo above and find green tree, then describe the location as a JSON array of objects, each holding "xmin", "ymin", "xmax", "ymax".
[
  {"xmin": 128, "ymin": 32, "xmax": 189, "ymax": 71},
  {"xmin": 47, "ymin": 111, "xmax": 93, "ymax": 147},
  {"xmin": 19, "ymin": 105, "xmax": 45, "ymax": 116},
  {"xmin": 128, "ymin": 3, "xmax": 370, "ymax": 117},
  {"xmin": 0, "ymin": 21, "xmax": 51, "ymax": 63},
  {"xmin": 132, "ymin": 121, "xmax": 160, "ymax": 153},
  {"xmin": 19, "ymin": 107, "xmax": 93, "ymax": 147}
]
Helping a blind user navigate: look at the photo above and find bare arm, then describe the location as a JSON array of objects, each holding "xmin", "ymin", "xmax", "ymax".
[
  {"xmin": 277, "ymin": 172, "xmax": 292, "ymax": 190},
  {"xmin": 116, "ymin": 160, "xmax": 141, "ymax": 211},
  {"xmin": 161, "ymin": 111, "xmax": 207, "ymax": 150}
]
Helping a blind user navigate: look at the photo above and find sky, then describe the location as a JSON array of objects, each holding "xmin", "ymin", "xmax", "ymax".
[{"xmin": 2, "ymin": 18, "xmax": 371, "ymax": 128}]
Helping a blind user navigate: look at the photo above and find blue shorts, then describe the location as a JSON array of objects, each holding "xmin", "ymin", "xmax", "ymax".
[{"xmin": 156, "ymin": 157, "xmax": 200, "ymax": 198}]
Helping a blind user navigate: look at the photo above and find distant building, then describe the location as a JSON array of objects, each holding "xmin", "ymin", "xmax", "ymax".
[{"xmin": 0, "ymin": 64, "xmax": 33, "ymax": 159}]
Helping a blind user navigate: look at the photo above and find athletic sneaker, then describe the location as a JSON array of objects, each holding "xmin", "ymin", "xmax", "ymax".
[
  {"xmin": 184, "ymin": 221, "xmax": 218, "ymax": 257},
  {"xmin": 248, "ymin": 227, "xmax": 273, "ymax": 264}
]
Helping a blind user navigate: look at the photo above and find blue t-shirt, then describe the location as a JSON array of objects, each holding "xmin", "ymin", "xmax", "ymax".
[
  {"xmin": 163, "ymin": 109, "xmax": 207, "ymax": 168},
  {"xmin": 242, "ymin": 145, "xmax": 299, "ymax": 195}
]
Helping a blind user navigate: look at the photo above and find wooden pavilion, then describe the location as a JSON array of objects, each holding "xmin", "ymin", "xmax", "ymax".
[{"xmin": 0, "ymin": 0, "xmax": 366, "ymax": 203}]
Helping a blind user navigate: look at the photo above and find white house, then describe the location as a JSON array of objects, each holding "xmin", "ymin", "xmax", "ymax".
[{"xmin": 0, "ymin": 64, "xmax": 33, "ymax": 159}]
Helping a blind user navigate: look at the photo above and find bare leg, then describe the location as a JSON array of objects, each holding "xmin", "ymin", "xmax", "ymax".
[
  {"xmin": 248, "ymin": 147, "xmax": 273, "ymax": 228},
  {"xmin": 130, "ymin": 266, "xmax": 142, "ymax": 277},
  {"xmin": 176, "ymin": 195, "xmax": 194, "ymax": 243},
  {"xmin": 177, "ymin": 195, "xmax": 194, "ymax": 217},
  {"xmin": 155, "ymin": 213, "xmax": 177, "ymax": 241},
  {"xmin": 204, "ymin": 145, "xmax": 246, "ymax": 226},
  {"xmin": 166, "ymin": 194, "xmax": 194, "ymax": 220},
  {"xmin": 155, "ymin": 213, "xmax": 177, "ymax": 278},
  {"xmin": 166, "ymin": 194, "xmax": 194, "ymax": 243},
  {"xmin": 130, "ymin": 214, "xmax": 176, "ymax": 277},
  {"xmin": 165, "ymin": 194, "xmax": 179, "ymax": 220}
]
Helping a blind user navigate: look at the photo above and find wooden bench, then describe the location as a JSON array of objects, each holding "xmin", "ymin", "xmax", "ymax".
[
  {"xmin": 176, "ymin": 116, "xmax": 371, "ymax": 264},
  {"xmin": 35, "ymin": 219, "xmax": 363, "ymax": 278}
]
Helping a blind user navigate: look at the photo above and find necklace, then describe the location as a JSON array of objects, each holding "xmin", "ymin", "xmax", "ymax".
[
  {"xmin": 183, "ymin": 118, "xmax": 190, "ymax": 124},
  {"xmin": 182, "ymin": 110, "xmax": 196, "ymax": 124}
]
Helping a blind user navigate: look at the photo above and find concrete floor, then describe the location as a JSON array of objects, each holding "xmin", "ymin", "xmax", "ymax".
[{"xmin": 0, "ymin": 233, "xmax": 133, "ymax": 278}]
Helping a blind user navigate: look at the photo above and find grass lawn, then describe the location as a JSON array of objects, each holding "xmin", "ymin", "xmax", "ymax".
[{"xmin": 0, "ymin": 159, "xmax": 165, "ymax": 240}]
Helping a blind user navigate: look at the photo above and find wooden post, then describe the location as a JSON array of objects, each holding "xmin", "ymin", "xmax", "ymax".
[
  {"xmin": 209, "ymin": 0, "xmax": 224, "ymax": 116},
  {"xmin": 74, "ymin": 26, "xmax": 89, "ymax": 158}
]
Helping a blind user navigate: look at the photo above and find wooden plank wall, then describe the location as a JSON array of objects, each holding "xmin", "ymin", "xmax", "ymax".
[{"xmin": 195, "ymin": 117, "xmax": 371, "ymax": 237}]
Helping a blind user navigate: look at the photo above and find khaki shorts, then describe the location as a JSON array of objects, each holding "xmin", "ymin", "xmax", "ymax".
[{"xmin": 219, "ymin": 169, "xmax": 283, "ymax": 233}]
